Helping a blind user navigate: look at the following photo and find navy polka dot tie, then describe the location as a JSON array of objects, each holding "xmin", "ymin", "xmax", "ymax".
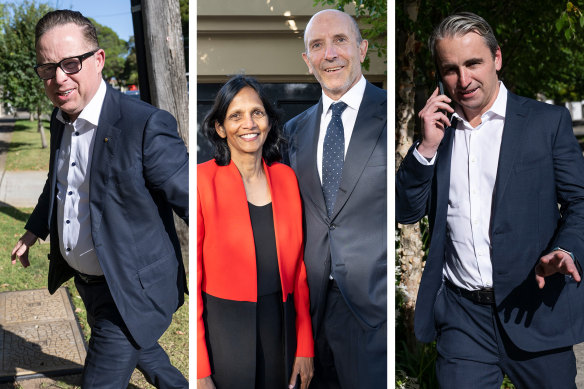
[{"xmin": 322, "ymin": 102, "xmax": 348, "ymax": 217}]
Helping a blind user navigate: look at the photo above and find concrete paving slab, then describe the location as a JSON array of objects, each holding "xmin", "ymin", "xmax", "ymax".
[
  {"xmin": 575, "ymin": 342, "xmax": 584, "ymax": 388},
  {"xmin": 0, "ymin": 288, "xmax": 86, "ymax": 382},
  {"xmin": 0, "ymin": 171, "xmax": 46, "ymax": 208}
]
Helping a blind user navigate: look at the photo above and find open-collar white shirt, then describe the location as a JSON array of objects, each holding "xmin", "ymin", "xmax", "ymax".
[
  {"xmin": 414, "ymin": 82, "xmax": 508, "ymax": 290},
  {"xmin": 445, "ymin": 82, "xmax": 507, "ymax": 290},
  {"xmin": 55, "ymin": 79, "xmax": 107, "ymax": 276}
]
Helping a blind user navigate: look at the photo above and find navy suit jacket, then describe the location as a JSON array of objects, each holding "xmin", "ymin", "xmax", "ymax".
[
  {"xmin": 283, "ymin": 81, "xmax": 387, "ymax": 335},
  {"xmin": 396, "ymin": 91, "xmax": 584, "ymax": 352},
  {"xmin": 25, "ymin": 86, "xmax": 189, "ymax": 348}
]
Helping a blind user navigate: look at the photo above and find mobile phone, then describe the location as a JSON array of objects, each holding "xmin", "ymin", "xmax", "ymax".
[
  {"xmin": 436, "ymin": 68, "xmax": 447, "ymax": 116},
  {"xmin": 438, "ymin": 78, "xmax": 445, "ymax": 97}
]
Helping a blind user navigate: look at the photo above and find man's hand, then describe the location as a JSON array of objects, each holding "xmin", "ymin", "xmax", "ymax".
[
  {"xmin": 417, "ymin": 87, "xmax": 454, "ymax": 158},
  {"xmin": 535, "ymin": 250, "xmax": 581, "ymax": 289},
  {"xmin": 288, "ymin": 356, "xmax": 314, "ymax": 389},
  {"xmin": 197, "ymin": 376, "xmax": 216, "ymax": 389},
  {"xmin": 11, "ymin": 231, "xmax": 38, "ymax": 268}
]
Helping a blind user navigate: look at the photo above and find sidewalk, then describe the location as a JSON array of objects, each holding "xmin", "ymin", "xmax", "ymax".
[
  {"xmin": 0, "ymin": 120, "xmax": 81, "ymax": 388},
  {"xmin": 0, "ymin": 170, "xmax": 46, "ymax": 208},
  {"xmin": 0, "ymin": 119, "xmax": 46, "ymax": 208}
]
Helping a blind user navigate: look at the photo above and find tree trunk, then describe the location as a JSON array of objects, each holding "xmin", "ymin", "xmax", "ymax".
[
  {"xmin": 396, "ymin": 0, "xmax": 423, "ymax": 349},
  {"xmin": 37, "ymin": 105, "xmax": 47, "ymax": 149},
  {"xmin": 141, "ymin": 0, "xmax": 189, "ymax": 148},
  {"xmin": 141, "ymin": 0, "xmax": 189, "ymax": 270}
]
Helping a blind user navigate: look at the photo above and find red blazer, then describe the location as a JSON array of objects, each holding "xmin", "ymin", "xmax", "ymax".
[{"xmin": 197, "ymin": 159, "xmax": 314, "ymax": 379}]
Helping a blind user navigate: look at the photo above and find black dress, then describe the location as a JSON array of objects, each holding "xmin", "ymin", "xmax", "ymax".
[{"xmin": 248, "ymin": 202, "xmax": 286, "ymax": 389}]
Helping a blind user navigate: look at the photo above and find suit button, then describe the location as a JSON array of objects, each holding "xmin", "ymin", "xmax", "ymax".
[
  {"xmin": 66, "ymin": 247, "xmax": 71, "ymax": 252},
  {"xmin": 329, "ymin": 223, "xmax": 336, "ymax": 230}
]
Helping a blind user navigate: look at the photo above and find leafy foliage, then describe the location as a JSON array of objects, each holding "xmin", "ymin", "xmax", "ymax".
[
  {"xmin": 399, "ymin": 0, "xmax": 584, "ymax": 103},
  {"xmin": 314, "ymin": 0, "xmax": 387, "ymax": 70},
  {"xmin": 0, "ymin": 1, "xmax": 53, "ymax": 119},
  {"xmin": 122, "ymin": 36, "xmax": 139, "ymax": 86},
  {"xmin": 91, "ymin": 18, "xmax": 128, "ymax": 85}
]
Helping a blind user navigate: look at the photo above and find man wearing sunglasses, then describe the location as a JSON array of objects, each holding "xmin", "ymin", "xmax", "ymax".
[{"xmin": 10, "ymin": 10, "xmax": 188, "ymax": 388}]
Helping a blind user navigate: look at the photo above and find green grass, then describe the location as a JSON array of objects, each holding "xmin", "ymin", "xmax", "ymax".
[
  {"xmin": 0, "ymin": 207, "xmax": 189, "ymax": 387},
  {"xmin": 5, "ymin": 120, "xmax": 51, "ymax": 171}
]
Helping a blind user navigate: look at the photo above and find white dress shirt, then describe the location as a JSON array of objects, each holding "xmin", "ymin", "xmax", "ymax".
[
  {"xmin": 317, "ymin": 75, "xmax": 366, "ymax": 181},
  {"xmin": 55, "ymin": 79, "xmax": 107, "ymax": 276},
  {"xmin": 414, "ymin": 82, "xmax": 508, "ymax": 290}
]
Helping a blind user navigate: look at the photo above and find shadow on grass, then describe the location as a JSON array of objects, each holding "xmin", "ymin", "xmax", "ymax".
[
  {"xmin": 12, "ymin": 120, "xmax": 49, "ymax": 132},
  {"xmin": 0, "ymin": 141, "xmax": 32, "ymax": 152},
  {"xmin": 0, "ymin": 204, "xmax": 31, "ymax": 223}
]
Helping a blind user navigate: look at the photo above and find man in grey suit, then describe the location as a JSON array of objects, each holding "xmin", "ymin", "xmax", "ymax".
[{"xmin": 283, "ymin": 9, "xmax": 387, "ymax": 389}]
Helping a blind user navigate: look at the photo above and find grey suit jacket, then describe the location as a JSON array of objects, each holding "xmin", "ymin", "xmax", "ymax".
[{"xmin": 283, "ymin": 81, "xmax": 387, "ymax": 335}]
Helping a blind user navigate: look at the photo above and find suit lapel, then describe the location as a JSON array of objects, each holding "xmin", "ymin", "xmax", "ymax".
[
  {"xmin": 296, "ymin": 100, "xmax": 327, "ymax": 216},
  {"xmin": 492, "ymin": 93, "xmax": 529, "ymax": 213},
  {"xmin": 89, "ymin": 87, "xmax": 122, "ymax": 233},
  {"xmin": 331, "ymin": 83, "xmax": 386, "ymax": 220},
  {"xmin": 48, "ymin": 112, "xmax": 65, "ymax": 228},
  {"xmin": 435, "ymin": 122, "xmax": 455, "ymax": 227}
]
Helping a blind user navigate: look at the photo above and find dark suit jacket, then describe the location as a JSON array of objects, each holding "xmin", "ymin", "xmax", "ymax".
[
  {"xmin": 25, "ymin": 85, "xmax": 189, "ymax": 348},
  {"xmin": 196, "ymin": 160, "xmax": 313, "ymax": 386},
  {"xmin": 283, "ymin": 81, "xmax": 387, "ymax": 335},
  {"xmin": 396, "ymin": 92, "xmax": 584, "ymax": 352}
]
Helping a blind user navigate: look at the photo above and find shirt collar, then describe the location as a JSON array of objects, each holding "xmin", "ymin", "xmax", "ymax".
[
  {"xmin": 321, "ymin": 75, "xmax": 366, "ymax": 115},
  {"xmin": 452, "ymin": 81, "xmax": 507, "ymax": 125},
  {"xmin": 57, "ymin": 79, "xmax": 107, "ymax": 126}
]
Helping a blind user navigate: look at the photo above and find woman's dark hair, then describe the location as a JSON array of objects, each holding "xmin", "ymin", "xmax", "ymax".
[{"xmin": 202, "ymin": 75, "xmax": 284, "ymax": 166}]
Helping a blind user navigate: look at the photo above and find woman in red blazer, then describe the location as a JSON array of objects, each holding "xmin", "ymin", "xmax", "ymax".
[{"xmin": 197, "ymin": 76, "xmax": 314, "ymax": 389}]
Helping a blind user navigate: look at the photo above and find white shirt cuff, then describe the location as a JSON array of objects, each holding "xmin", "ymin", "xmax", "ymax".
[{"xmin": 413, "ymin": 142, "xmax": 437, "ymax": 165}]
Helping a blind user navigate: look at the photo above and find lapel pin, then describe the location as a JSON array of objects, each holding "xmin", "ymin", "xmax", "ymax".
[{"xmin": 104, "ymin": 137, "xmax": 109, "ymax": 142}]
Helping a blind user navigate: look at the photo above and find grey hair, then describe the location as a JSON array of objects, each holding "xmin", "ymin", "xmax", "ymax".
[
  {"xmin": 303, "ymin": 9, "xmax": 363, "ymax": 52},
  {"xmin": 429, "ymin": 12, "xmax": 498, "ymax": 61}
]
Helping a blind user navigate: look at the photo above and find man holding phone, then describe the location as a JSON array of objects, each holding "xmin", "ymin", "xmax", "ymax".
[{"xmin": 397, "ymin": 12, "xmax": 584, "ymax": 388}]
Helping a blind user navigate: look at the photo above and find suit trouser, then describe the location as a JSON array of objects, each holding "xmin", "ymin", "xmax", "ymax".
[
  {"xmin": 74, "ymin": 276, "xmax": 188, "ymax": 389},
  {"xmin": 311, "ymin": 281, "xmax": 386, "ymax": 389},
  {"xmin": 435, "ymin": 282, "xmax": 576, "ymax": 389}
]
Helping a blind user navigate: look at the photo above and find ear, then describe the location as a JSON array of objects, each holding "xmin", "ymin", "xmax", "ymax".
[
  {"xmin": 494, "ymin": 46, "xmax": 502, "ymax": 72},
  {"xmin": 215, "ymin": 121, "xmax": 226, "ymax": 138},
  {"xmin": 358, "ymin": 39, "xmax": 368, "ymax": 63},
  {"xmin": 302, "ymin": 52, "xmax": 314, "ymax": 74},
  {"xmin": 95, "ymin": 48, "xmax": 105, "ymax": 73}
]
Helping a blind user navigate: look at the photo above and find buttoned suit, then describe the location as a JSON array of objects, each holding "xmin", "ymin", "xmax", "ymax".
[
  {"xmin": 283, "ymin": 81, "xmax": 387, "ymax": 387},
  {"xmin": 24, "ymin": 85, "xmax": 189, "ymax": 386},
  {"xmin": 396, "ymin": 92, "xmax": 584, "ymax": 385}
]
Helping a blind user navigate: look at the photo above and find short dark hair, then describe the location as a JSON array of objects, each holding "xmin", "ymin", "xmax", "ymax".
[
  {"xmin": 429, "ymin": 12, "xmax": 498, "ymax": 61},
  {"xmin": 35, "ymin": 10, "xmax": 99, "ymax": 50},
  {"xmin": 202, "ymin": 75, "xmax": 283, "ymax": 166}
]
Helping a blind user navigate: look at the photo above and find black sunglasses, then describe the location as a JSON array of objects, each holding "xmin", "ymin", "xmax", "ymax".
[{"xmin": 34, "ymin": 49, "xmax": 98, "ymax": 80}]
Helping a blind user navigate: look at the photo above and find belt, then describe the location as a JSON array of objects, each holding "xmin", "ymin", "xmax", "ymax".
[
  {"xmin": 445, "ymin": 279, "xmax": 495, "ymax": 305},
  {"xmin": 76, "ymin": 272, "xmax": 106, "ymax": 285}
]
